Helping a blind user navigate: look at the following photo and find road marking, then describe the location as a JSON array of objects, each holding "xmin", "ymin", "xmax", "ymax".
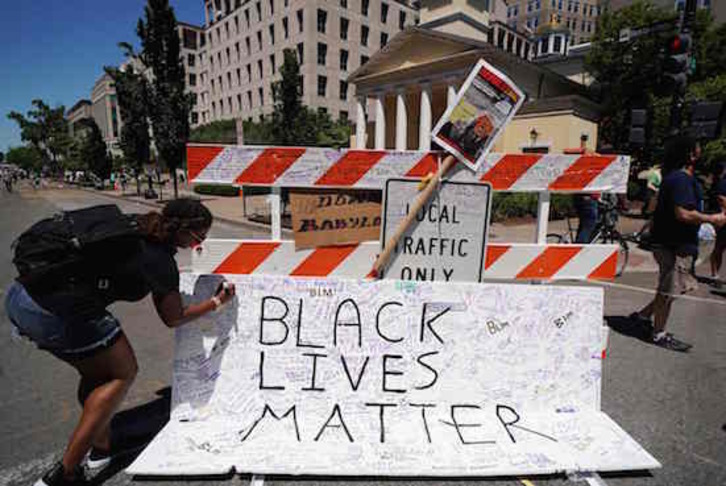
[{"xmin": 598, "ymin": 280, "xmax": 726, "ymax": 306}]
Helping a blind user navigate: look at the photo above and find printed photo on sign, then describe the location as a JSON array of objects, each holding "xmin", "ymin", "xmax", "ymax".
[{"xmin": 432, "ymin": 59, "xmax": 525, "ymax": 172}]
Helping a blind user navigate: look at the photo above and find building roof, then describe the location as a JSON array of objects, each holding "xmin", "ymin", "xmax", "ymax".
[
  {"xmin": 348, "ymin": 27, "xmax": 588, "ymax": 100},
  {"xmin": 517, "ymin": 94, "xmax": 601, "ymax": 122},
  {"xmin": 67, "ymin": 99, "xmax": 91, "ymax": 115},
  {"xmin": 177, "ymin": 21, "xmax": 204, "ymax": 30}
]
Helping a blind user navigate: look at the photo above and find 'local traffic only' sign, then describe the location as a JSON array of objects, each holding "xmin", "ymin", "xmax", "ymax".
[{"xmin": 380, "ymin": 178, "xmax": 492, "ymax": 282}]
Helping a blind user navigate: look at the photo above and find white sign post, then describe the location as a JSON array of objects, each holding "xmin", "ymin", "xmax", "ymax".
[
  {"xmin": 127, "ymin": 274, "xmax": 660, "ymax": 477},
  {"xmin": 381, "ymin": 178, "xmax": 492, "ymax": 282}
]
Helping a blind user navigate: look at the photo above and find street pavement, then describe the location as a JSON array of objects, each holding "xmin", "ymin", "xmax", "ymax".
[{"xmin": 1, "ymin": 186, "xmax": 725, "ymax": 486}]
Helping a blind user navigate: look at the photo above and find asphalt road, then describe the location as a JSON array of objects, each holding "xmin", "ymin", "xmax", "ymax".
[{"xmin": 0, "ymin": 188, "xmax": 724, "ymax": 486}]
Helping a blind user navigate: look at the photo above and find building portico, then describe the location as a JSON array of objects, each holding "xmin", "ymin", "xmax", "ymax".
[{"xmin": 349, "ymin": 28, "xmax": 600, "ymax": 154}]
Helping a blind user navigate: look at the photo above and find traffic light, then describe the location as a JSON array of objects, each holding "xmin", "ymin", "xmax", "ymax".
[
  {"xmin": 662, "ymin": 33, "xmax": 691, "ymax": 95},
  {"xmin": 629, "ymin": 108, "xmax": 647, "ymax": 146},
  {"xmin": 688, "ymin": 101, "xmax": 723, "ymax": 140}
]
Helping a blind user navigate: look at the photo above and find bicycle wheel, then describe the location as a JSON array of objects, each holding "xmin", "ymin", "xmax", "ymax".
[{"xmin": 595, "ymin": 232, "xmax": 629, "ymax": 277}]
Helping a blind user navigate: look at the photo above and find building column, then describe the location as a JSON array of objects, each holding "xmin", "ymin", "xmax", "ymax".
[
  {"xmin": 395, "ymin": 89, "xmax": 407, "ymax": 151},
  {"xmin": 355, "ymin": 95, "xmax": 367, "ymax": 149},
  {"xmin": 374, "ymin": 93, "xmax": 386, "ymax": 150},
  {"xmin": 446, "ymin": 82, "xmax": 457, "ymax": 109},
  {"xmin": 418, "ymin": 83, "xmax": 432, "ymax": 151}
]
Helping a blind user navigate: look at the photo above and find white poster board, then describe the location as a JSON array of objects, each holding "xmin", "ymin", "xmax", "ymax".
[
  {"xmin": 432, "ymin": 59, "xmax": 526, "ymax": 172},
  {"xmin": 381, "ymin": 179, "xmax": 491, "ymax": 282},
  {"xmin": 128, "ymin": 274, "xmax": 660, "ymax": 476}
]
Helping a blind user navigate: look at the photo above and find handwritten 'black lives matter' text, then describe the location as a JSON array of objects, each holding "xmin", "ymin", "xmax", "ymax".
[
  {"xmin": 237, "ymin": 402, "xmax": 557, "ymax": 446},
  {"xmin": 233, "ymin": 294, "xmax": 557, "ymax": 447},
  {"xmin": 256, "ymin": 296, "xmax": 447, "ymax": 393}
]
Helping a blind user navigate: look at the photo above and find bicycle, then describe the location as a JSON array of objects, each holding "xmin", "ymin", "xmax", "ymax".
[{"xmin": 547, "ymin": 198, "xmax": 630, "ymax": 277}]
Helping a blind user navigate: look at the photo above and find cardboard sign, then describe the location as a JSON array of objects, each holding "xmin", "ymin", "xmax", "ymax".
[
  {"xmin": 290, "ymin": 189, "xmax": 382, "ymax": 249},
  {"xmin": 432, "ymin": 59, "xmax": 525, "ymax": 172},
  {"xmin": 381, "ymin": 179, "xmax": 492, "ymax": 282},
  {"xmin": 128, "ymin": 274, "xmax": 659, "ymax": 476}
]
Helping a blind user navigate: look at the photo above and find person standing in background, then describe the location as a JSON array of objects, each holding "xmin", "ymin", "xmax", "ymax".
[{"xmin": 630, "ymin": 136, "xmax": 726, "ymax": 351}]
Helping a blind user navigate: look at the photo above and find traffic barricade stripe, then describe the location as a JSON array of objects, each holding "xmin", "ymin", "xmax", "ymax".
[
  {"xmin": 214, "ymin": 241, "xmax": 281, "ymax": 274},
  {"xmin": 235, "ymin": 147, "xmax": 306, "ymax": 184},
  {"xmin": 187, "ymin": 145, "xmax": 630, "ymax": 193},
  {"xmin": 549, "ymin": 155, "xmax": 618, "ymax": 191},
  {"xmin": 290, "ymin": 245, "xmax": 359, "ymax": 276},
  {"xmin": 515, "ymin": 246, "xmax": 583, "ymax": 279},
  {"xmin": 315, "ymin": 150, "xmax": 386, "ymax": 186},
  {"xmin": 480, "ymin": 154, "xmax": 542, "ymax": 190},
  {"xmin": 194, "ymin": 240, "xmax": 617, "ymax": 281}
]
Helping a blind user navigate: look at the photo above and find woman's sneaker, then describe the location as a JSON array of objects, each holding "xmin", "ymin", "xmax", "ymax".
[
  {"xmin": 34, "ymin": 462, "xmax": 87, "ymax": 486},
  {"xmin": 85, "ymin": 447, "xmax": 113, "ymax": 471},
  {"xmin": 84, "ymin": 440, "xmax": 147, "ymax": 471},
  {"xmin": 652, "ymin": 332, "xmax": 692, "ymax": 352}
]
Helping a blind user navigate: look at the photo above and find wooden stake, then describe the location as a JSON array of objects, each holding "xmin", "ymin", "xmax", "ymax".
[{"xmin": 368, "ymin": 154, "xmax": 457, "ymax": 279}]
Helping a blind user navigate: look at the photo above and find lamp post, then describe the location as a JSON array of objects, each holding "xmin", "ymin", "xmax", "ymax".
[{"xmin": 529, "ymin": 128, "xmax": 539, "ymax": 147}]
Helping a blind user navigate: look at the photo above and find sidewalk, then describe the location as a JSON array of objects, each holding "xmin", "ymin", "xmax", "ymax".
[{"xmin": 82, "ymin": 184, "xmax": 288, "ymax": 236}]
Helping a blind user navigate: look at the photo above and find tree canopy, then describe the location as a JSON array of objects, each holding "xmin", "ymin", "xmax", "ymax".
[
  {"xmin": 5, "ymin": 146, "xmax": 43, "ymax": 172},
  {"xmin": 587, "ymin": 2, "xmax": 726, "ymax": 171},
  {"xmin": 136, "ymin": 0, "xmax": 191, "ymax": 197},
  {"xmin": 106, "ymin": 55, "xmax": 151, "ymax": 195},
  {"xmin": 7, "ymin": 99, "xmax": 72, "ymax": 174}
]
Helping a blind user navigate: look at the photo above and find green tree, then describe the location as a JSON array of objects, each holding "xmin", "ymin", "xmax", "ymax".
[
  {"xmin": 587, "ymin": 1, "xmax": 677, "ymax": 162},
  {"xmin": 190, "ymin": 119, "xmax": 238, "ymax": 144},
  {"xmin": 7, "ymin": 99, "xmax": 72, "ymax": 175},
  {"xmin": 80, "ymin": 119, "xmax": 112, "ymax": 184},
  {"xmin": 587, "ymin": 3, "xmax": 726, "ymax": 170},
  {"xmin": 106, "ymin": 52, "xmax": 151, "ymax": 196},
  {"xmin": 136, "ymin": 0, "xmax": 192, "ymax": 198},
  {"xmin": 5, "ymin": 146, "xmax": 43, "ymax": 172},
  {"xmin": 272, "ymin": 49, "xmax": 311, "ymax": 145}
]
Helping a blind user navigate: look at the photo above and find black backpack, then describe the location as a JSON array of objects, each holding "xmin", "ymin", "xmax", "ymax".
[{"xmin": 12, "ymin": 205, "xmax": 143, "ymax": 293}]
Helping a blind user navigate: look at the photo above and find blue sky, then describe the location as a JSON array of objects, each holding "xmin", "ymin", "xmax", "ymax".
[{"xmin": 0, "ymin": 0, "xmax": 203, "ymax": 154}]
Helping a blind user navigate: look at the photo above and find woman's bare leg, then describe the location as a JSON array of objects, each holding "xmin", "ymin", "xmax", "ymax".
[{"xmin": 60, "ymin": 333, "xmax": 137, "ymax": 476}]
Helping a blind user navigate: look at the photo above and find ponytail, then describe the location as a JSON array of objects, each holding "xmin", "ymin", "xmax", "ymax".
[{"xmin": 136, "ymin": 198, "xmax": 213, "ymax": 243}]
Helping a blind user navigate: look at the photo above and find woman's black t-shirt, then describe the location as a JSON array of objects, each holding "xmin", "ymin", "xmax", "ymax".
[{"xmin": 30, "ymin": 240, "xmax": 179, "ymax": 321}]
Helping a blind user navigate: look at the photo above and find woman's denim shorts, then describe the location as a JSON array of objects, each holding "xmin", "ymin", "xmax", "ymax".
[{"xmin": 5, "ymin": 281, "xmax": 122, "ymax": 360}]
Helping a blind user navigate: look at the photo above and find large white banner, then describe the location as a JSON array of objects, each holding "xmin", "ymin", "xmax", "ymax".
[{"xmin": 128, "ymin": 274, "xmax": 659, "ymax": 476}]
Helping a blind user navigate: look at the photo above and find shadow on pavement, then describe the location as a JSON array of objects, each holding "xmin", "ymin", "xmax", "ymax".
[
  {"xmin": 604, "ymin": 315, "xmax": 653, "ymax": 343},
  {"xmin": 90, "ymin": 387, "xmax": 171, "ymax": 484}
]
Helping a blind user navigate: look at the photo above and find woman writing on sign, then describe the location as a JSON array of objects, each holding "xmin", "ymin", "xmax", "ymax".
[{"xmin": 5, "ymin": 198, "xmax": 236, "ymax": 486}]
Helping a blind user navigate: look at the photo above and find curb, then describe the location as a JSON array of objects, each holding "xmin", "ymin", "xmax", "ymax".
[{"xmin": 77, "ymin": 187, "xmax": 292, "ymax": 236}]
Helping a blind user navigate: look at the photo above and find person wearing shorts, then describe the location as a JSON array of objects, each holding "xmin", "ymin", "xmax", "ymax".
[
  {"xmin": 630, "ymin": 136, "xmax": 726, "ymax": 351},
  {"xmin": 5, "ymin": 198, "xmax": 236, "ymax": 486}
]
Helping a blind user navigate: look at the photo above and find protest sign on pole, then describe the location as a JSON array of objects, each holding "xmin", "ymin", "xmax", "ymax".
[
  {"xmin": 380, "ymin": 178, "xmax": 491, "ymax": 282},
  {"xmin": 290, "ymin": 189, "xmax": 382, "ymax": 249},
  {"xmin": 432, "ymin": 59, "xmax": 526, "ymax": 172}
]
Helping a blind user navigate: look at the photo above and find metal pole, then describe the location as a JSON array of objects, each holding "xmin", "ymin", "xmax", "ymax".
[
  {"xmin": 535, "ymin": 191, "xmax": 550, "ymax": 244},
  {"xmin": 269, "ymin": 187, "xmax": 282, "ymax": 240}
]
